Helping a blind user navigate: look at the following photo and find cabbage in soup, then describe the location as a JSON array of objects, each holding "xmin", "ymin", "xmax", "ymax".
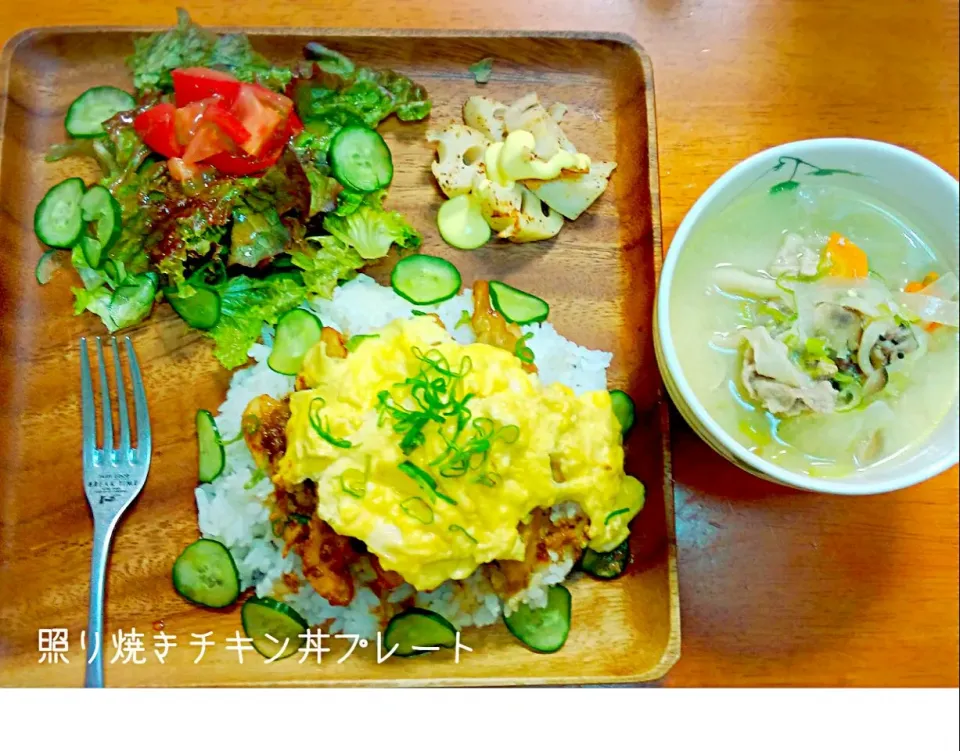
[{"xmin": 671, "ymin": 182, "xmax": 959, "ymax": 477}]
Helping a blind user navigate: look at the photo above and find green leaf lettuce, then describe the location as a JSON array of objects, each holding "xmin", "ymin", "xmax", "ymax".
[
  {"xmin": 322, "ymin": 193, "xmax": 421, "ymax": 260},
  {"xmin": 207, "ymin": 275, "xmax": 307, "ymax": 369},
  {"xmin": 291, "ymin": 236, "xmax": 366, "ymax": 299}
]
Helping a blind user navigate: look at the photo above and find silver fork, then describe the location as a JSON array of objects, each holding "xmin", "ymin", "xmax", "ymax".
[{"xmin": 80, "ymin": 336, "xmax": 151, "ymax": 688}]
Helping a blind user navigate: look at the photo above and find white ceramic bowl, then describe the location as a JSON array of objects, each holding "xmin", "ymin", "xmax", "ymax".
[{"xmin": 655, "ymin": 138, "xmax": 960, "ymax": 495}]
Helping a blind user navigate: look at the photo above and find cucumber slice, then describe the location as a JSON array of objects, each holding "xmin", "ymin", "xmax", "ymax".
[
  {"xmin": 242, "ymin": 597, "xmax": 309, "ymax": 661},
  {"xmin": 329, "ymin": 125, "xmax": 394, "ymax": 192},
  {"xmin": 78, "ymin": 185, "xmax": 122, "ymax": 268},
  {"xmin": 34, "ymin": 177, "xmax": 85, "ymax": 248},
  {"xmin": 579, "ymin": 539, "xmax": 630, "ymax": 580},
  {"xmin": 80, "ymin": 235, "xmax": 105, "ymax": 270},
  {"xmin": 171, "ymin": 539, "xmax": 240, "ymax": 608},
  {"xmin": 488, "ymin": 281, "xmax": 549, "ymax": 325},
  {"xmin": 437, "ymin": 194, "xmax": 491, "ymax": 250},
  {"xmin": 196, "ymin": 409, "xmax": 226, "ymax": 483},
  {"xmin": 265, "ymin": 271, "xmax": 305, "ymax": 286},
  {"xmin": 103, "ymin": 259, "xmax": 127, "ymax": 287},
  {"xmin": 384, "ymin": 608, "xmax": 457, "ymax": 657},
  {"xmin": 503, "ymin": 584, "xmax": 571, "ymax": 654},
  {"xmin": 391, "ymin": 254, "xmax": 462, "ymax": 305},
  {"xmin": 165, "ymin": 286, "xmax": 222, "ymax": 331},
  {"xmin": 268, "ymin": 308, "xmax": 323, "ymax": 376},
  {"xmin": 65, "ymin": 86, "xmax": 136, "ymax": 138},
  {"xmin": 267, "ymin": 254, "xmax": 297, "ymax": 271},
  {"xmin": 71, "ymin": 245, "xmax": 107, "ymax": 290},
  {"xmin": 609, "ymin": 390, "xmax": 635, "ymax": 435},
  {"xmin": 108, "ymin": 272, "xmax": 158, "ymax": 329},
  {"xmin": 35, "ymin": 250, "xmax": 66, "ymax": 285}
]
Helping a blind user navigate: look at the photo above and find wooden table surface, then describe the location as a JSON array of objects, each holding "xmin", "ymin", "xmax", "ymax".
[{"xmin": 2, "ymin": 0, "xmax": 957, "ymax": 687}]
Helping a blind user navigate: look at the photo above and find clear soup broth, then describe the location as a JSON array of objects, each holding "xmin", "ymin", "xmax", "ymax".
[{"xmin": 671, "ymin": 182, "xmax": 959, "ymax": 477}]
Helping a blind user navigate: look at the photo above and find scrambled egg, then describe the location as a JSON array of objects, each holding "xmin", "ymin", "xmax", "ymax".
[{"xmin": 276, "ymin": 316, "xmax": 644, "ymax": 591}]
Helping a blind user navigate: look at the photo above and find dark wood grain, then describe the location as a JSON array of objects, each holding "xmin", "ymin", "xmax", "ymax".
[
  {"xmin": 0, "ymin": 29, "xmax": 678, "ymax": 686},
  {"xmin": 0, "ymin": 0, "xmax": 957, "ymax": 689}
]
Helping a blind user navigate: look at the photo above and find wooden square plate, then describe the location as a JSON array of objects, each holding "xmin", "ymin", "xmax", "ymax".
[{"xmin": 0, "ymin": 26, "xmax": 679, "ymax": 686}]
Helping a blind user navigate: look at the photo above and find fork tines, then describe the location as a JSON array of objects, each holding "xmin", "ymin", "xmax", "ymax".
[{"xmin": 79, "ymin": 336, "xmax": 151, "ymax": 467}]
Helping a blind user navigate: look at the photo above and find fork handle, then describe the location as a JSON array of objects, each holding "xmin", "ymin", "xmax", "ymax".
[{"xmin": 84, "ymin": 520, "xmax": 116, "ymax": 688}]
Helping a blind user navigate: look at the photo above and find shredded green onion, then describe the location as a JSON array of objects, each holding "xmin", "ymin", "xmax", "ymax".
[
  {"xmin": 895, "ymin": 310, "xmax": 921, "ymax": 326},
  {"xmin": 244, "ymin": 468, "xmax": 266, "ymax": 489},
  {"xmin": 308, "ymin": 397, "xmax": 354, "ymax": 449},
  {"xmin": 378, "ymin": 348, "xmax": 477, "ymax": 460},
  {"xmin": 435, "ymin": 491, "xmax": 458, "ymax": 506},
  {"xmin": 289, "ymin": 513, "xmax": 312, "ymax": 525},
  {"xmin": 449, "ymin": 524, "xmax": 478, "ymax": 543},
  {"xmin": 376, "ymin": 345, "xmax": 522, "ymax": 485},
  {"xmin": 241, "ymin": 414, "xmax": 260, "ymax": 436},
  {"xmin": 775, "ymin": 272, "xmax": 800, "ymax": 299},
  {"xmin": 604, "ymin": 507, "xmax": 631, "ymax": 524},
  {"xmin": 816, "ymin": 253, "xmax": 832, "ymax": 277},
  {"xmin": 222, "ymin": 413, "xmax": 262, "ymax": 446},
  {"xmin": 219, "ymin": 429, "xmax": 245, "ymax": 447},
  {"xmin": 473, "ymin": 471, "xmax": 501, "ymax": 487},
  {"xmin": 398, "ymin": 461, "xmax": 458, "ymax": 505},
  {"xmin": 345, "ymin": 334, "xmax": 379, "ymax": 352},
  {"xmin": 400, "ymin": 496, "xmax": 434, "ymax": 524},
  {"xmin": 514, "ymin": 332, "xmax": 535, "ymax": 364},
  {"xmin": 340, "ymin": 467, "xmax": 367, "ymax": 498},
  {"xmin": 832, "ymin": 371, "xmax": 858, "ymax": 386},
  {"xmin": 804, "ymin": 337, "xmax": 831, "ymax": 357},
  {"xmin": 781, "ymin": 332, "xmax": 801, "ymax": 350},
  {"xmin": 833, "ymin": 372, "xmax": 864, "ymax": 412},
  {"xmin": 455, "ymin": 309, "xmax": 473, "ymax": 329},
  {"xmin": 399, "ymin": 460, "xmax": 437, "ymax": 491},
  {"xmin": 758, "ymin": 302, "xmax": 794, "ymax": 325}
]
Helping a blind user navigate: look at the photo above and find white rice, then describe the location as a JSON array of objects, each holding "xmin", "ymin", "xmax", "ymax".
[{"xmin": 194, "ymin": 274, "xmax": 612, "ymax": 638}]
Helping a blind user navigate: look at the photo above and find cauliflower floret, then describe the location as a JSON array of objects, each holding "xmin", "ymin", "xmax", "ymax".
[
  {"xmin": 463, "ymin": 96, "xmax": 508, "ymax": 141},
  {"xmin": 428, "ymin": 124, "xmax": 490, "ymax": 198}
]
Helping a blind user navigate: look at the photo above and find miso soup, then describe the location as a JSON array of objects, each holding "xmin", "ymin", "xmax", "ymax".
[{"xmin": 670, "ymin": 182, "xmax": 959, "ymax": 476}]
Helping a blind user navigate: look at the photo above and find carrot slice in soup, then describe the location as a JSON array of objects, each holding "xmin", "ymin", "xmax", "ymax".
[
  {"xmin": 822, "ymin": 232, "xmax": 869, "ymax": 279},
  {"xmin": 904, "ymin": 272, "xmax": 942, "ymax": 331}
]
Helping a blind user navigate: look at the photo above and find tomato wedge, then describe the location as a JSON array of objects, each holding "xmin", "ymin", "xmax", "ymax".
[
  {"xmin": 205, "ymin": 115, "xmax": 296, "ymax": 176},
  {"xmin": 171, "ymin": 67, "xmax": 242, "ymax": 108},
  {"xmin": 232, "ymin": 85, "xmax": 283, "ymax": 156},
  {"xmin": 182, "ymin": 121, "xmax": 233, "ymax": 164},
  {"xmin": 133, "ymin": 103, "xmax": 183, "ymax": 159},
  {"xmin": 250, "ymin": 84, "xmax": 293, "ymax": 116},
  {"xmin": 288, "ymin": 111, "xmax": 304, "ymax": 136},
  {"xmin": 203, "ymin": 150, "xmax": 278, "ymax": 176},
  {"xmin": 203, "ymin": 102, "xmax": 251, "ymax": 145},
  {"xmin": 174, "ymin": 99, "xmax": 212, "ymax": 146},
  {"xmin": 135, "ymin": 71, "xmax": 297, "ymax": 177},
  {"xmin": 167, "ymin": 157, "xmax": 202, "ymax": 182}
]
